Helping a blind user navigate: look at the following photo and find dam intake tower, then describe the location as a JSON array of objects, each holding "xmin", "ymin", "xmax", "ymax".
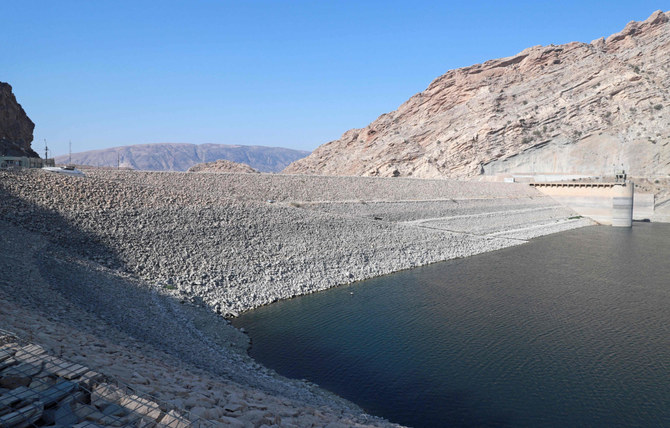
[{"xmin": 530, "ymin": 181, "xmax": 633, "ymax": 227}]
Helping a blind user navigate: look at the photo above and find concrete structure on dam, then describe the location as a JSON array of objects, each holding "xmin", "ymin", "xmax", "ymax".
[
  {"xmin": 530, "ymin": 182, "xmax": 634, "ymax": 227},
  {"xmin": 632, "ymin": 193, "xmax": 655, "ymax": 221}
]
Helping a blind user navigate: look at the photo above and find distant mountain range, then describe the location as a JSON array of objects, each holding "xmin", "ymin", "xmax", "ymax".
[
  {"xmin": 0, "ymin": 82, "xmax": 37, "ymax": 157},
  {"xmin": 55, "ymin": 143, "xmax": 310, "ymax": 173}
]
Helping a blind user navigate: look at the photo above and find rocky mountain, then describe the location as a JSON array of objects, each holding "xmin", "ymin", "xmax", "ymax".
[
  {"xmin": 0, "ymin": 82, "xmax": 37, "ymax": 158},
  {"xmin": 188, "ymin": 159, "xmax": 258, "ymax": 173},
  {"xmin": 284, "ymin": 11, "xmax": 670, "ymax": 179},
  {"xmin": 56, "ymin": 143, "xmax": 309, "ymax": 173}
]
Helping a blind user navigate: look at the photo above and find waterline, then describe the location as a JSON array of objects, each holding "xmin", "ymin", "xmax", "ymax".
[{"xmin": 235, "ymin": 224, "xmax": 670, "ymax": 427}]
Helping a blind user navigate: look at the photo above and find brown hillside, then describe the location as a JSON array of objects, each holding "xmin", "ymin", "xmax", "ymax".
[{"xmin": 284, "ymin": 11, "xmax": 670, "ymax": 179}]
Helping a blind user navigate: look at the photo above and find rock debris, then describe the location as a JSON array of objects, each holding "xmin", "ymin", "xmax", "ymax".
[{"xmin": 0, "ymin": 169, "xmax": 592, "ymax": 426}]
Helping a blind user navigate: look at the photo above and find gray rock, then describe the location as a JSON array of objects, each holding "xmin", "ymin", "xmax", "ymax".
[
  {"xmin": 0, "ymin": 374, "xmax": 31, "ymax": 388},
  {"xmin": 39, "ymin": 381, "xmax": 77, "ymax": 406},
  {"xmin": 55, "ymin": 402, "xmax": 79, "ymax": 425},
  {"xmin": 102, "ymin": 403, "xmax": 127, "ymax": 417}
]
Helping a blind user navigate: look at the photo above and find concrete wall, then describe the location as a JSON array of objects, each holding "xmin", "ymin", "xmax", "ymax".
[
  {"xmin": 653, "ymin": 199, "xmax": 670, "ymax": 222},
  {"xmin": 0, "ymin": 156, "xmax": 54, "ymax": 168},
  {"xmin": 531, "ymin": 183, "xmax": 633, "ymax": 227},
  {"xmin": 612, "ymin": 185, "xmax": 634, "ymax": 227},
  {"xmin": 482, "ymin": 133, "xmax": 670, "ymax": 179},
  {"xmin": 633, "ymin": 193, "xmax": 655, "ymax": 220}
]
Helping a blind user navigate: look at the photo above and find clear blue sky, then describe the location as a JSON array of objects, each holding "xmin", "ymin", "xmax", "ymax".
[{"xmin": 2, "ymin": 1, "xmax": 667, "ymax": 157}]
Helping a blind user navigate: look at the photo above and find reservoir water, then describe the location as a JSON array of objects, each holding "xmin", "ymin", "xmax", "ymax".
[{"xmin": 234, "ymin": 224, "xmax": 670, "ymax": 427}]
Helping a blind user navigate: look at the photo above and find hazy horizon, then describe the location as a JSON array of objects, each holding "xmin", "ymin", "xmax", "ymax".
[{"xmin": 53, "ymin": 141, "xmax": 311, "ymax": 159}]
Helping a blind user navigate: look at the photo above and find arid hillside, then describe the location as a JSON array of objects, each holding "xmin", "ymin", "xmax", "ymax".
[
  {"xmin": 284, "ymin": 11, "xmax": 670, "ymax": 179},
  {"xmin": 188, "ymin": 158, "xmax": 258, "ymax": 173}
]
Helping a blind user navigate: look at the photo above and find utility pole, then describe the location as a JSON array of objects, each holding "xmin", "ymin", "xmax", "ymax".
[{"xmin": 44, "ymin": 139, "xmax": 49, "ymax": 160}]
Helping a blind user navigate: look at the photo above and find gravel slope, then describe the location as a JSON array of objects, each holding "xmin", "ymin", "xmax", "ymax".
[
  {"xmin": 0, "ymin": 220, "xmax": 391, "ymax": 426},
  {"xmin": 0, "ymin": 170, "xmax": 590, "ymax": 316},
  {"xmin": 0, "ymin": 169, "xmax": 592, "ymax": 425}
]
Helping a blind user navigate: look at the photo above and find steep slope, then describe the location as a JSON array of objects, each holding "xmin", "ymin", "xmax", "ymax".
[
  {"xmin": 188, "ymin": 158, "xmax": 258, "ymax": 173},
  {"xmin": 284, "ymin": 11, "xmax": 670, "ymax": 179},
  {"xmin": 0, "ymin": 82, "xmax": 37, "ymax": 157},
  {"xmin": 55, "ymin": 143, "xmax": 309, "ymax": 173}
]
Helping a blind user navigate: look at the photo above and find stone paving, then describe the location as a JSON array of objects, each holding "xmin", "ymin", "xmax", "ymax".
[{"xmin": 0, "ymin": 332, "xmax": 194, "ymax": 428}]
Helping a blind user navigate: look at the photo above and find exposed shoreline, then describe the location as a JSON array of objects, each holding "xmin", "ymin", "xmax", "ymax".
[{"xmin": 0, "ymin": 170, "xmax": 593, "ymax": 426}]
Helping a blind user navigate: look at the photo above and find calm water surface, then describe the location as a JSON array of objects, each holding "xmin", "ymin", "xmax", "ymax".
[{"xmin": 234, "ymin": 224, "xmax": 670, "ymax": 427}]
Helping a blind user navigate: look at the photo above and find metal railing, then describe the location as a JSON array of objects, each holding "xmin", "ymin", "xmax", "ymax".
[{"xmin": 0, "ymin": 329, "xmax": 213, "ymax": 428}]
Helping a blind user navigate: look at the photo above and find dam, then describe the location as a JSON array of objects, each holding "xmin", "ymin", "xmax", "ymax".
[{"xmin": 529, "ymin": 181, "xmax": 634, "ymax": 227}]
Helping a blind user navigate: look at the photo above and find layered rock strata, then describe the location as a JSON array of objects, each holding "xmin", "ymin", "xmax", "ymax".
[{"xmin": 284, "ymin": 11, "xmax": 670, "ymax": 179}]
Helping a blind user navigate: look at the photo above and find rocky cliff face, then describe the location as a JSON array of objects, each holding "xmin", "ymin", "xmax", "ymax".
[
  {"xmin": 188, "ymin": 158, "xmax": 258, "ymax": 173},
  {"xmin": 284, "ymin": 11, "xmax": 670, "ymax": 179},
  {"xmin": 0, "ymin": 82, "xmax": 37, "ymax": 157}
]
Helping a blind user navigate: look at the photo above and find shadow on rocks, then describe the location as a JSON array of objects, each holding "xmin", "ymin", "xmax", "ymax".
[
  {"xmin": 0, "ymin": 186, "xmax": 251, "ymax": 382},
  {"xmin": 0, "ymin": 185, "xmax": 125, "ymax": 271}
]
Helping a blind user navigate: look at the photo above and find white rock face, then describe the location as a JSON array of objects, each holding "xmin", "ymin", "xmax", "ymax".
[{"xmin": 284, "ymin": 11, "xmax": 670, "ymax": 179}]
